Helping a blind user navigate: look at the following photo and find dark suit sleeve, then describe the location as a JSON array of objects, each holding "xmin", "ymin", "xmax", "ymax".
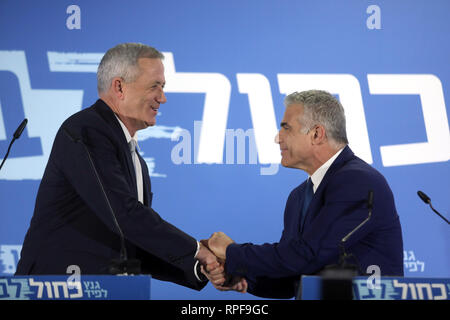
[
  {"xmin": 226, "ymin": 169, "xmax": 395, "ymax": 281},
  {"xmin": 55, "ymin": 123, "xmax": 202, "ymax": 288},
  {"xmin": 137, "ymin": 248, "xmax": 206, "ymax": 291}
]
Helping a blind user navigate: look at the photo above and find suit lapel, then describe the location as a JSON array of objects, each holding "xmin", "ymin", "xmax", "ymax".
[
  {"xmin": 296, "ymin": 181, "xmax": 308, "ymax": 234},
  {"xmin": 301, "ymin": 146, "xmax": 356, "ymax": 232},
  {"xmin": 92, "ymin": 99, "xmax": 138, "ymax": 197}
]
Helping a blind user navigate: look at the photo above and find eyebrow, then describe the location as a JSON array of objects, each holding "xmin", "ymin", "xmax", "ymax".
[{"xmin": 154, "ymin": 81, "xmax": 165, "ymax": 87}]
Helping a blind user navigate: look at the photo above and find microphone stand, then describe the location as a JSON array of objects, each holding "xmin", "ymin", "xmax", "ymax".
[{"xmin": 318, "ymin": 190, "xmax": 374, "ymax": 300}]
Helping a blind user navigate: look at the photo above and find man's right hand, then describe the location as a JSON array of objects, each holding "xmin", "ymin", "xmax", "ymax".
[
  {"xmin": 201, "ymin": 265, "xmax": 248, "ymax": 293},
  {"xmin": 195, "ymin": 241, "xmax": 226, "ymax": 285}
]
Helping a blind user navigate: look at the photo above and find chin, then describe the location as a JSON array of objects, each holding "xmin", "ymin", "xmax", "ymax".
[
  {"xmin": 144, "ymin": 120, "xmax": 156, "ymax": 127},
  {"xmin": 281, "ymin": 159, "xmax": 296, "ymax": 169},
  {"xmin": 280, "ymin": 159, "xmax": 290, "ymax": 168}
]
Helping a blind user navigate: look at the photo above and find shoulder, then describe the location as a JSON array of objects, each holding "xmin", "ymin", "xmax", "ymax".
[
  {"xmin": 59, "ymin": 100, "xmax": 120, "ymax": 142},
  {"xmin": 326, "ymin": 156, "xmax": 393, "ymax": 202},
  {"xmin": 62, "ymin": 100, "xmax": 110, "ymax": 130},
  {"xmin": 50, "ymin": 100, "xmax": 125, "ymax": 163},
  {"xmin": 339, "ymin": 156, "xmax": 387, "ymax": 185}
]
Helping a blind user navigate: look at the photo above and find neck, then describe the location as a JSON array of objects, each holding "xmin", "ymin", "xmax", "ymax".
[
  {"xmin": 100, "ymin": 95, "xmax": 137, "ymax": 137},
  {"xmin": 307, "ymin": 144, "xmax": 345, "ymax": 175}
]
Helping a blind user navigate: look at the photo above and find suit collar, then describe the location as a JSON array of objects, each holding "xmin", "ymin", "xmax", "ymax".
[
  {"xmin": 94, "ymin": 99, "xmax": 142, "ymax": 149},
  {"xmin": 300, "ymin": 145, "xmax": 355, "ymax": 233},
  {"xmin": 310, "ymin": 145, "xmax": 354, "ymax": 196},
  {"xmin": 310, "ymin": 147, "xmax": 345, "ymax": 193},
  {"xmin": 92, "ymin": 99, "xmax": 152, "ymax": 207},
  {"xmin": 92, "ymin": 99, "xmax": 132, "ymax": 146},
  {"xmin": 92, "ymin": 99, "xmax": 139, "ymax": 197}
]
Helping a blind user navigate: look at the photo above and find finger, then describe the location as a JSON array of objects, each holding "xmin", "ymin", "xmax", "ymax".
[
  {"xmin": 202, "ymin": 264, "xmax": 223, "ymax": 278},
  {"xmin": 200, "ymin": 265, "xmax": 214, "ymax": 283},
  {"xmin": 213, "ymin": 280, "xmax": 226, "ymax": 287},
  {"xmin": 209, "ymin": 232, "xmax": 218, "ymax": 239},
  {"xmin": 202, "ymin": 265, "xmax": 225, "ymax": 282},
  {"xmin": 205, "ymin": 257, "xmax": 217, "ymax": 267},
  {"xmin": 241, "ymin": 279, "xmax": 248, "ymax": 293},
  {"xmin": 206, "ymin": 264, "xmax": 223, "ymax": 274},
  {"xmin": 200, "ymin": 265, "xmax": 208, "ymax": 277},
  {"xmin": 207, "ymin": 237, "xmax": 215, "ymax": 250},
  {"xmin": 208, "ymin": 270, "xmax": 225, "ymax": 281},
  {"xmin": 199, "ymin": 239, "xmax": 210, "ymax": 250},
  {"xmin": 205, "ymin": 260, "xmax": 220, "ymax": 270},
  {"xmin": 205, "ymin": 265, "xmax": 221, "ymax": 275},
  {"xmin": 213, "ymin": 284, "xmax": 231, "ymax": 291},
  {"xmin": 230, "ymin": 279, "xmax": 246, "ymax": 293},
  {"xmin": 201, "ymin": 267, "xmax": 226, "ymax": 286},
  {"xmin": 207, "ymin": 269, "xmax": 225, "ymax": 279},
  {"xmin": 211, "ymin": 275, "xmax": 226, "ymax": 285}
]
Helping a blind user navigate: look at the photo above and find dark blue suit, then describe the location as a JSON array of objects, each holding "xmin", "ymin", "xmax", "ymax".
[
  {"xmin": 226, "ymin": 146, "xmax": 403, "ymax": 298},
  {"xmin": 16, "ymin": 99, "xmax": 206, "ymax": 290}
]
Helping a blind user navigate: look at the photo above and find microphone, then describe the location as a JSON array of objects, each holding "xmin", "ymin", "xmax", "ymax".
[
  {"xmin": 417, "ymin": 190, "xmax": 449, "ymax": 225},
  {"xmin": 335, "ymin": 190, "xmax": 373, "ymax": 273},
  {"xmin": 63, "ymin": 127, "xmax": 141, "ymax": 275},
  {"xmin": 340, "ymin": 190, "xmax": 374, "ymax": 251},
  {"xmin": 0, "ymin": 119, "xmax": 28, "ymax": 172},
  {"xmin": 13, "ymin": 119, "xmax": 28, "ymax": 139}
]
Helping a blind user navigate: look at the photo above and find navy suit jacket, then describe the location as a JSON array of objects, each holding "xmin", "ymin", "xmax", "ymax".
[
  {"xmin": 16, "ymin": 99, "xmax": 206, "ymax": 291},
  {"xmin": 226, "ymin": 146, "xmax": 404, "ymax": 298}
]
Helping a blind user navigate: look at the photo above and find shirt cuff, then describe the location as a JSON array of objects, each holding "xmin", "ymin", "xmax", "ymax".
[
  {"xmin": 194, "ymin": 240, "xmax": 200, "ymax": 258},
  {"xmin": 194, "ymin": 260, "xmax": 205, "ymax": 282},
  {"xmin": 193, "ymin": 241, "xmax": 207, "ymax": 282}
]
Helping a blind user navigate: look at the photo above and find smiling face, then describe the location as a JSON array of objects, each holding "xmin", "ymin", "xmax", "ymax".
[
  {"xmin": 277, "ymin": 104, "xmax": 315, "ymax": 172},
  {"xmin": 118, "ymin": 57, "xmax": 166, "ymax": 132}
]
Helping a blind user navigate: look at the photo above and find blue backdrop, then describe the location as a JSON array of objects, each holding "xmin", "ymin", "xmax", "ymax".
[{"xmin": 0, "ymin": 0, "xmax": 449, "ymax": 300}]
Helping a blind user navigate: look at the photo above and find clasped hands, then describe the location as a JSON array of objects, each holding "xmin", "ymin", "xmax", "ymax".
[{"xmin": 195, "ymin": 232, "xmax": 247, "ymax": 293}]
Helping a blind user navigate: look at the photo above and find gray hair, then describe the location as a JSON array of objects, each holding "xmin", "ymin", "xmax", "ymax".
[
  {"xmin": 284, "ymin": 90, "xmax": 348, "ymax": 146},
  {"xmin": 97, "ymin": 43, "xmax": 164, "ymax": 94}
]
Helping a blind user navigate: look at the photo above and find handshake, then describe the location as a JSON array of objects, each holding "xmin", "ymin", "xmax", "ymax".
[{"xmin": 195, "ymin": 232, "xmax": 248, "ymax": 293}]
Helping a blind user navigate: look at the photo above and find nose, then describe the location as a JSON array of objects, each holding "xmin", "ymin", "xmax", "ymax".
[
  {"xmin": 157, "ymin": 90, "xmax": 167, "ymax": 104},
  {"xmin": 275, "ymin": 132, "xmax": 281, "ymax": 144}
]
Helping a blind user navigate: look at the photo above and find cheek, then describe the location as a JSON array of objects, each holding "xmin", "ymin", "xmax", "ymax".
[
  {"xmin": 290, "ymin": 141, "xmax": 305, "ymax": 159},
  {"xmin": 124, "ymin": 93, "xmax": 140, "ymax": 109},
  {"xmin": 138, "ymin": 98, "xmax": 151, "ymax": 113}
]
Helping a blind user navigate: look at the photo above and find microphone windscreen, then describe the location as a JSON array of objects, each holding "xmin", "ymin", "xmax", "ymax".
[
  {"xmin": 13, "ymin": 119, "xmax": 28, "ymax": 139},
  {"xmin": 417, "ymin": 191, "xmax": 431, "ymax": 204}
]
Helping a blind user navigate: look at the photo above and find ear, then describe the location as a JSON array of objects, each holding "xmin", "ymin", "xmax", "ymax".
[
  {"xmin": 311, "ymin": 125, "xmax": 327, "ymax": 145},
  {"xmin": 111, "ymin": 77, "xmax": 125, "ymax": 100}
]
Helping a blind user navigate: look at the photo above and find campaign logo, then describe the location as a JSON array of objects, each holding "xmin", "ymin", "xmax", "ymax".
[
  {"xmin": 353, "ymin": 277, "xmax": 449, "ymax": 300},
  {"xmin": 1, "ymin": 50, "xmax": 449, "ymax": 181},
  {"xmin": 404, "ymin": 250, "xmax": 425, "ymax": 273}
]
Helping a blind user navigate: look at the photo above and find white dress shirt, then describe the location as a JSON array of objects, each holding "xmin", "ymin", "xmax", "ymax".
[
  {"xmin": 115, "ymin": 115, "xmax": 144, "ymax": 204},
  {"xmin": 310, "ymin": 148, "xmax": 344, "ymax": 193}
]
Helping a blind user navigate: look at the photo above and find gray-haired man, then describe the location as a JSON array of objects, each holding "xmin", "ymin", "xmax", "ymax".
[
  {"xmin": 16, "ymin": 43, "xmax": 234, "ymax": 291},
  {"xmin": 205, "ymin": 90, "xmax": 403, "ymax": 298}
]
